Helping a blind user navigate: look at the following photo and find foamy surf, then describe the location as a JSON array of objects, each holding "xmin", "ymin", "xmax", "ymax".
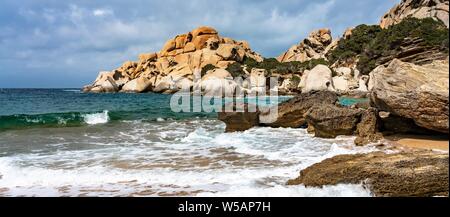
[
  {"xmin": 0, "ymin": 118, "xmax": 378, "ymax": 197},
  {"xmin": 83, "ymin": 111, "xmax": 109, "ymax": 125}
]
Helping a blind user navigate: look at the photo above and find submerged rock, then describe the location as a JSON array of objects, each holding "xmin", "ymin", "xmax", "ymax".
[
  {"xmin": 287, "ymin": 150, "xmax": 449, "ymax": 197},
  {"xmin": 218, "ymin": 103, "xmax": 260, "ymax": 132}
]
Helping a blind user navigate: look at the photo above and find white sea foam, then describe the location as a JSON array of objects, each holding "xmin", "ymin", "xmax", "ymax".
[
  {"xmin": 0, "ymin": 118, "xmax": 379, "ymax": 197},
  {"xmin": 83, "ymin": 110, "xmax": 109, "ymax": 125}
]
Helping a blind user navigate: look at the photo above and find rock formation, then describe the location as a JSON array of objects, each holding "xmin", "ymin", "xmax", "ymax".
[
  {"xmin": 380, "ymin": 0, "xmax": 449, "ymax": 29},
  {"xmin": 370, "ymin": 59, "xmax": 449, "ymax": 134},
  {"xmin": 261, "ymin": 91, "xmax": 338, "ymax": 128},
  {"xmin": 218, "ymin": 103, "xmax": 260, "ymax": 132},
  {"xmin": 304, "ymin": 104, "xmax": 382, "ymax": 145},
  {"xmin": 287, "ymin": 150, "xmax": 449, "ymax": 197},
  {"xmin": 298, "ymin": 64, "xmax": 335, "ymax": 93},
  {"xmin": 84, "ymin": 26, "xmax": 263, "ymax": 94},
  {"xmin": 305, "ymin": 104, "xmax": 363, "ymax": 138},
  {"xmin": 277, "ymin": 28, "xmax": 334, "ymax": 62}
]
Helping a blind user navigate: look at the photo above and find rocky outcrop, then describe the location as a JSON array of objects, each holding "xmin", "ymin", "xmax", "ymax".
[
  {"xmin": 218, "ymin": 103, "xmax": 260, "ymax": 132},
  {"xmin": 354, "ymin": 108, "xmax": 383, "ymax": 146},
  {"xmin": 218, "ymin": 91, "xmax": 338, "ymax": 131},
  {"xmin": 380, "ymin": 0, "xmax": 449, "ymax": 29},
  {"xmin": 83, "ymin": 26, "xmax": 263, "ymax": 94},
  {"xmin": 374, "ymin": 36, "xmax": 449, "ymax": 69},
  {"xmin": 287, "ymin": 150, "xmax": 449, "ymax": 197},
  {"xmin": 277, "ymin": 29, "xmax": 333, "ymax": 62},
  {"xmin": 261, "ymin": 91, "xmax": 338, "ymax": 128},
  {"xmin": 370, "ymin": 59, "xmax": 449, "ymax": 134},
  {"xmin": 305, "ymin": 104, "xmax": 363, "ymax": 138}
]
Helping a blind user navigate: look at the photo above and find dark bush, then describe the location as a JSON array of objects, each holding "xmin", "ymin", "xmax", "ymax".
[
  {"xmin": 201, "ymin": 64, "xmax": 217, "ymax": 77},
  {"xmin": 242, "ymin": 57, "xmax": 329, "ymax": 75},
  {"xmin": 225, "ymin": 62, "xmax": 246, "ymax": 78}
]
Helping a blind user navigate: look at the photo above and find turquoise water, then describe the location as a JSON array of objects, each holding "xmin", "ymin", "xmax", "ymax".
[
  {"xmin": 338, "ymin": 97, "xmax": 369, "ymax": 106},
  {"xmin": 0, "ymin": 89, "xmax": 290, "ymax": 131},
  {"xmin": 0, "ymin": 89, "xmax": 375, "ymax": 196}
]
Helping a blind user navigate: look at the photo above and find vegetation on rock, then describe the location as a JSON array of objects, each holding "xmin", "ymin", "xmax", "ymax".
[
  {"xmin": 328, "ymin": 17, "xmax": 449, "ymax": 74},
  {"xmin": 243, "ymin": 57, "xmax": 329, "ymax": 75}
]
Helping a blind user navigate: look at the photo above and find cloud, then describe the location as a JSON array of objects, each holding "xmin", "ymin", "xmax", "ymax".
[
  {"xmin": 93, "ymin": 9, "xmax": 113, "ymax": 17},
  {"xmin": 0, "ymin": 0, "xmax": 399, "ymax": 87}
]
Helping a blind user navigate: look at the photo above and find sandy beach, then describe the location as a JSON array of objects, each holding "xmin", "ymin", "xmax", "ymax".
[{"xmin": 385, "ymin": 134, "xmax": 449, "ymax": 151}]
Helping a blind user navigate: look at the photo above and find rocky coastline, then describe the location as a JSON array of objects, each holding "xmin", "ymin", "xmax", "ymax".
[{"xmin": 83, "ymin": 0, "xmax": 449, "ymax": 197}]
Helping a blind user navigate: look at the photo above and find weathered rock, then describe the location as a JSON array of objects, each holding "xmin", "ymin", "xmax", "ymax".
[
  {"xmin": 218, "ymin": 103, "xmax": 260, "ymax": 132},
  {"xmin": 260, "ymin": 91, "xmax": 338, "ymax": 128},
  {"xmin": 287, "ymin": 150, "xmax": 449, "ymax": 197},
  {"xmin": 193, "ymin": 34, "xmax": 219, "ymax": 50},
  {"xmin": 277, "ymin": 28, "xmax": 333, "ymax": 62},
  {"xmin": 216, "ymin": 44, "xmax": 244, "ymax": 61},
  {"xmin": 191, "ymin": 26, "xmax": 218, "ymax": 38},
  {"xmin": 299, "ymin": 64, "xmax": 335, "ymax": 93},
  {"xmin": 370, "ymin": 59, "xmax": 449, "ymax": 134},
  {"xmin": 354, "ymin": 108, "xmax": 383, "ymax": 145},
  {"xmin": 380, "ymin": 0, "xmax": 449, "ymax": 29},
  {"xmin": 138, "ymin": 53, "xmax": 158, "ymax": 63},
  {"xmin": 85, "ymin": 71, "xmax": 127, "ymax": 93},
  {"xmin": 332, "ymin": 76, "xmax": 349, "ymax": 92},
  {"xmin": 305, "ymin": 104, "xmax": 363, "ymax": 138},
  {"xmin": 121, "ymin": 76, "xmax": 154, "ymax": 93},
  {"xmin": 183, "ymin": 42, "xmax": 196, "ymax": 53},
  {"xmin": 196, "ymin": 68, "xmax": 237, "ymax": 96},
  {"xmin": 84, "ymin": 26, "xmax": 263, "ymax": 94}
]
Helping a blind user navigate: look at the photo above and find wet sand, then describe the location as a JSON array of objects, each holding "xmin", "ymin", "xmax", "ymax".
[{"xmin": 385, "ymin": 134, "xmax": 449, "ymax": 151}]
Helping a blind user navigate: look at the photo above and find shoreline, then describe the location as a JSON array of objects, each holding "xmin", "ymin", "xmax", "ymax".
[{"xmin": 384, "ymin": 134, "xmax": 449, "ymax": 152}]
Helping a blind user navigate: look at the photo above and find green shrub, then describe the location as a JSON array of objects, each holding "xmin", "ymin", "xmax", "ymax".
[
  {"xmin": 241, "ymin": 57, "xmax": 329, "ymax": 76},
  {"xmin": 327, "ymin": 24, "xmax": 381, "ymax": 64},
  {"xmin": 225, "ymin": 62, "xmax": 246, "ymax": 78},
  {"xmin": 201, "ymin": 64, "xmax": 216, "ymax": 77},
  {"xmin": 358, "ymin": 17, "xmax": 449, "ymax": 74}
]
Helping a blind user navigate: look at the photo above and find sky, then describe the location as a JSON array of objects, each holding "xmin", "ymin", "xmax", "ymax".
[{"xmin": 0, "ymin": 0, "xmax": 399, "ymax": 88}]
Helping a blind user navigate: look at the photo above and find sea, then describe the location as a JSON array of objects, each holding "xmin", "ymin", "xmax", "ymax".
[{"xmin": 0, "ymin": 88, "xmax": 376, "ymax": 196}]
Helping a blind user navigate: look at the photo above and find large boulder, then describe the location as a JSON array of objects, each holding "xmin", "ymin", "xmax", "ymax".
[
  {"xmin": 332, "ymin": 76, "xmax": 349, "ymax": 92},
  {"xmin": 287, "ymin": 150, "xmax": 449, "ymax": 197},
  {"xmin": 84, "ymin": 71, "xmax": 125, "ymax": 93},
  {"xmin": 305, "ymin": 104, "xmax": 363, "ymax": 138},
  {"xmin": 380, "ymin": 0, "xmax": 449, "ymax": 29},
  {"xmin": 121, "ymin": 76, "xmax": 154, "ymax": 93},
  {"xmin": 260, "ymin": 91, "xmax": 338, "ymax": 128},
  {"xmin": 299, "ymin": 64, "xmax": 335, "ymax": 93},
  {"xmin": 370, "ymin": 59, "xmax": 449, "ymax": 134},
  {"xmin": 196, "ymin": 68, "xmax": 237, "ymax": 96}
]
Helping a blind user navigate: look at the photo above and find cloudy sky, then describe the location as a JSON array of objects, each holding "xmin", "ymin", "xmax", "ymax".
[{"xmin": 0, "ymin": 0, "xmax": 398, "ymax": 88}]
